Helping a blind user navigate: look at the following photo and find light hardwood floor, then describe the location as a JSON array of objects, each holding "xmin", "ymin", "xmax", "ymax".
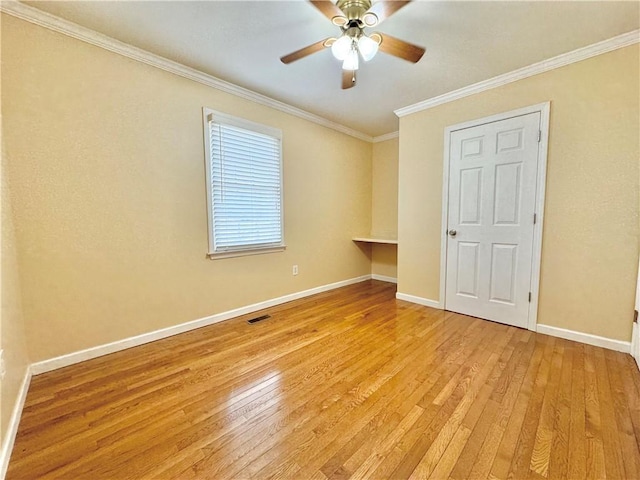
[{"xmin": 7, "ymin": 280, "xmax": 640, "ymax": 479}]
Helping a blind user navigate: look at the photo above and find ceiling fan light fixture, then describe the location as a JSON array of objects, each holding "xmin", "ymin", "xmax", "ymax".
[
  {"xmin": 342, "ymin": 48, "xmax": 359, "ymax": 71},
  {"xmin": 358, "ymin": 35, "xmax": 379, "ymax": 61},
  {"xmin": 281, "ymin": 0, "xmax": 424, "ymax": 89},
  {"xmin": 362, "ymin": 12, "xmax": 378, "ymax": 27},
  {"xmin": 331, "ymin": 35, "xmax": 353, "ymax": 61},
  {"xmin": 331, "ymin": 15, "xmax": 348, "ymax": 26}
]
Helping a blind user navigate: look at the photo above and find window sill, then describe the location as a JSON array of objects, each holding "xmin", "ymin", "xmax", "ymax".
[{"xmin": 207, "ymin": 245, "xmax": 286, "ymax": 260}]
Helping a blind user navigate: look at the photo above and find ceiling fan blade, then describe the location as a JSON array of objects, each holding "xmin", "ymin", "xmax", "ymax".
[
  {"xmin": 364, "ymin": 1, "xmax": 411, "ymax": 25},
  {"xmin": 280, "ymin": 38, "xmax": 332, "ymax": 64},
  {"xmin": 310, "ymin": 1, "xmax": 348, "ymax": 25},
  {"xmin": 342, "ymin": 69, "xmax": 356, "ymax": 89},
  {"xmin": 376, "ymin": 32, "xmax": 425, "ymax": 63}
]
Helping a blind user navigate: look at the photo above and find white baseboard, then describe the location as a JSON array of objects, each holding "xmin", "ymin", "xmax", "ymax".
[
  {"xmin": 536, "ymin": 324, "xmax": 631, "ymax": 353},
  {"xmin": 396, "ymin": 292, "xmax": 443, "ymax": 309},
  {"xmin": 30, "ymin": 275, "xmax": 372, "ymax": 375},
  {"xmin": 0, "ymin": 367, "xmax": 32, "ymax": 479},
  {"xmin": 371, "ymin": 274, "xmax": 397, "ymax": 284}
]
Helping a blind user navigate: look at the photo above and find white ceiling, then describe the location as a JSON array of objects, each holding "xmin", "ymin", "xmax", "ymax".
[{"xmin": 24, "ymin": 1, "xmax": 640, "ymax": 137}]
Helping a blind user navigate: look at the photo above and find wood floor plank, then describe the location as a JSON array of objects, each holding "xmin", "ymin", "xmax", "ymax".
[
  {"xmin": 594, "ymin": 347, "xmax": 625, "ymax": 479},
  {"xmin": 347, "ymin": 404, "xmax": 424, "ymax": 480},
  {"xmin": 427, "ymin": 424, "xmax": 472, "ymax": 479},
  {"xmin": 50, "ymin": 296, "xmax": 408, "ymax": 477},
  {"xmin": 371, "ymin": 323, "xmax": 507, "ymax": 479},
  {"xmin": 197, "ymin": 307, "xmax": 451, "ymax": 479},
  {"xmin": 487, "ymin": 333, "xmax": 545, "ymax": 480},
  {"xmin": 76, "ymin": 316, "xmax": 413, "ymax": 478},
  {"xmin": 529, "ymin": 340, "xmax": 564, "ymax": 477},
  {"xmin": 391, "ymin": 325, "xmax": 516, "ymax": 479},
  {"xmin": 615, "ymin": 353, "xmax": 640, "ymax": 455},
  {"xmin": 406, "ymin": 332, "xmax": 517, "ymax": 479},
  {"xmin": 265, "ymin": 311, "xmax": 482, "ymax": 480},
  {"xmin": 318, "ymin": 314, "xmax": 479, "ymax": 480},
  {"xmin": 462, "ymin": 333, "xmax": 537, "ymax": 479},
  {"xmin": 584, "ymin": 345, "xmax": 607, "ymax": 480},
  {"xmin": 548, "ymin": 338, "xmax": 573, "ymax": 480},
  {"xmin": 242, "ymin": 310, "xmax": 469, "ymax": 480},
  {"xmin": 6, "ymin": 281, "xmax": 640, "ymax": 480},
  {"xmin": 604, "ymin": 349, "xmax": 640, "ymax": 479},
  {"xmin": 568, "ymin": 342, "xmax": 587, "ymax": 480}
]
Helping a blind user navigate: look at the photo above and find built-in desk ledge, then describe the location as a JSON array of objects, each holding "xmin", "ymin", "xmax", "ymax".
[{"xmin": 352, "ymin": 236, "xmax": 398, "ymax": 245}]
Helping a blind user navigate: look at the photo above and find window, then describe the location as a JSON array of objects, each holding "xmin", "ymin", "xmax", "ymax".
[{"xmin": 203, "ymin": 109, "xmax": 284, "ymax": 258}]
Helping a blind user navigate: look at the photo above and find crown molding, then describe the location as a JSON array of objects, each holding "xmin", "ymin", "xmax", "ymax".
[
  {"xmin": 0, "ymin": 0, "xmax": 374, "ymax": 143},
  {"xmin": 372, "ymin": 131, "xmax": 399, "ymax": 143},
  {"xmin": 395, "ymin": 29, "xmax": 640, "ymax": 117}
]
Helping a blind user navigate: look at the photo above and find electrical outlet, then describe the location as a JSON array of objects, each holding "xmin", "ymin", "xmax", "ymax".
[
  {"xmin": 292, "ymin": 265, "xmax": 298, "ymax": 276},
  {"xmin": 0, "ymin": 350, "xmax": 5, "ymax": 380}
]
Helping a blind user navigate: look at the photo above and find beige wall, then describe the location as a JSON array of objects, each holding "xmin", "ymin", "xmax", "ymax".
[
  {"xmin": 1, "ymin": 14, "xmax": 372, "ymax": 362},
  {"xmin": 398, "ymin": 45, "xmax": 639, "ymax": 342},
  {"xmin": 371, "ymin": 138, "xmax": 399, "ymax": 279},
  {"xmin": 1, "ymin": 136, "xmax": 30, "ymax": 446},
  {"xmin": 372, "ymin": 137, "xmax": 399, "ymax": 238}
]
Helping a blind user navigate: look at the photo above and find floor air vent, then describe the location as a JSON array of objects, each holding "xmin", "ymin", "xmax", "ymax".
[{"xmin": 247, "ymin": 314, "xmax": 271, "ymax": 324}]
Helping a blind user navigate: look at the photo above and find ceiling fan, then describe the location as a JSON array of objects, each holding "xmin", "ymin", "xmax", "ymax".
[{"xmin": 280, "ymin": 0, "xmax": 425, "ymax": 89}]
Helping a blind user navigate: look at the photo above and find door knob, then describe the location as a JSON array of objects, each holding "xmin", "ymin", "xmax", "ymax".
[{"xmin": 448, "ymin": 229, "xmax": 457, "ymax": 237}]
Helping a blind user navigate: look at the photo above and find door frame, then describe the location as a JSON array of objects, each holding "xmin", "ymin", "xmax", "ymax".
[
  {"xmin": 439, "ymin": 102, "xmax": 550, "ymax": 331},
  {"xmin": 632, "ymin": 259, "xmax": 640, "ymax": 368}
]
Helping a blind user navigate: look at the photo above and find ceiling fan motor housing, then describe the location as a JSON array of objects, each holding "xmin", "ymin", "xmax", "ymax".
[{"xmin": 336, "ymin": 0, "xmax": 373, "ymax": 24}]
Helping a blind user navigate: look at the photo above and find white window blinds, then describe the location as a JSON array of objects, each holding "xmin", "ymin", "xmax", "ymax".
[{"xmin": 204, "ymin": 110, "xmax": 284, "ymax": 257}]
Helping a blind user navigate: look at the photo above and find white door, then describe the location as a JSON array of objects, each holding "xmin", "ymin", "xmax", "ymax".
[{"xmin": 445, "ymin": 112, "xmax": 541, "ymax": 328}]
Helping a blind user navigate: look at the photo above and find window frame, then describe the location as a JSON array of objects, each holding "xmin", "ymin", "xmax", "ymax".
[{"xmin": 202, "ymin": 107, "xmax": 285, "ymax": 259}]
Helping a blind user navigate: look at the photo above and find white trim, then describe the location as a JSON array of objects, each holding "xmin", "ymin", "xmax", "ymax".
[
  {"xmin": 441, "ymin": 102, "xmax": 550, "ymax": 133},
  {"xmin": 372, "ymin": 131, "xmax": 399, "ymax": 143},
  {"xmin": 635, "ymin": 258, "xmax": 640, "ymax": 313},
  {"xmin": 439, "ymin": 102, "xmax": 550, "ymax": 332},
  {"xmin": 439, "ymin": 129, "xmax": 451, "ymax": 317},
  {"xmin": 30, "ymin": 275, "xmax": 372, "ymax": 375},
  {"xmin": 528, "ymin": 103, "xmax": 550, "ymax": 331},
  {"xmin": 395, "ymin": 30, "xmax": 640, "ymax": 117},
  {"xmin": 0, "ymin": 367, "xmax": 32, "ymax": 479},
  {"xmin": 0, "ymin": 1, "xmax": 372, "ymax": 143},
  {"xmin": 371, "ymin": 274, "xmax": 397, "ymax": 284},
  {"xmin": 632, "ymin": 323, "xmax": 640, "ymax": 370},
  {"xmin": 536, "ymin": 324, "xmax": 631, "ymax": 354},
  {"xmin": 207, "ymin": 246, "xmax": 286, "ymax": 260},
  {"xmin": 396, "ymin": 292, "xmax": 443, "ymax": 309},
  {"xmin": 632, "ymin": 260, "xmax": 640, "ymax": 369}
]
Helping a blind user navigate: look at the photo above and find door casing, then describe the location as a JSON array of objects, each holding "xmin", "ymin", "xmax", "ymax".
[{"xmin": 440, "ymin": 102, "xmax": 550, "ymax": 331}]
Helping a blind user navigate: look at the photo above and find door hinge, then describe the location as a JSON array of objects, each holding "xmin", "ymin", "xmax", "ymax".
[
  {"xmin": 528, "ymin": 292, "xmax": 532, "ymax": 302},
  {"xmin": 533, "ymin": 213, "xmax": 537, "ymax": 224},
  {"xmin": 538, "ymin": 130, "xmax": 542, "ymax": 143}
]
